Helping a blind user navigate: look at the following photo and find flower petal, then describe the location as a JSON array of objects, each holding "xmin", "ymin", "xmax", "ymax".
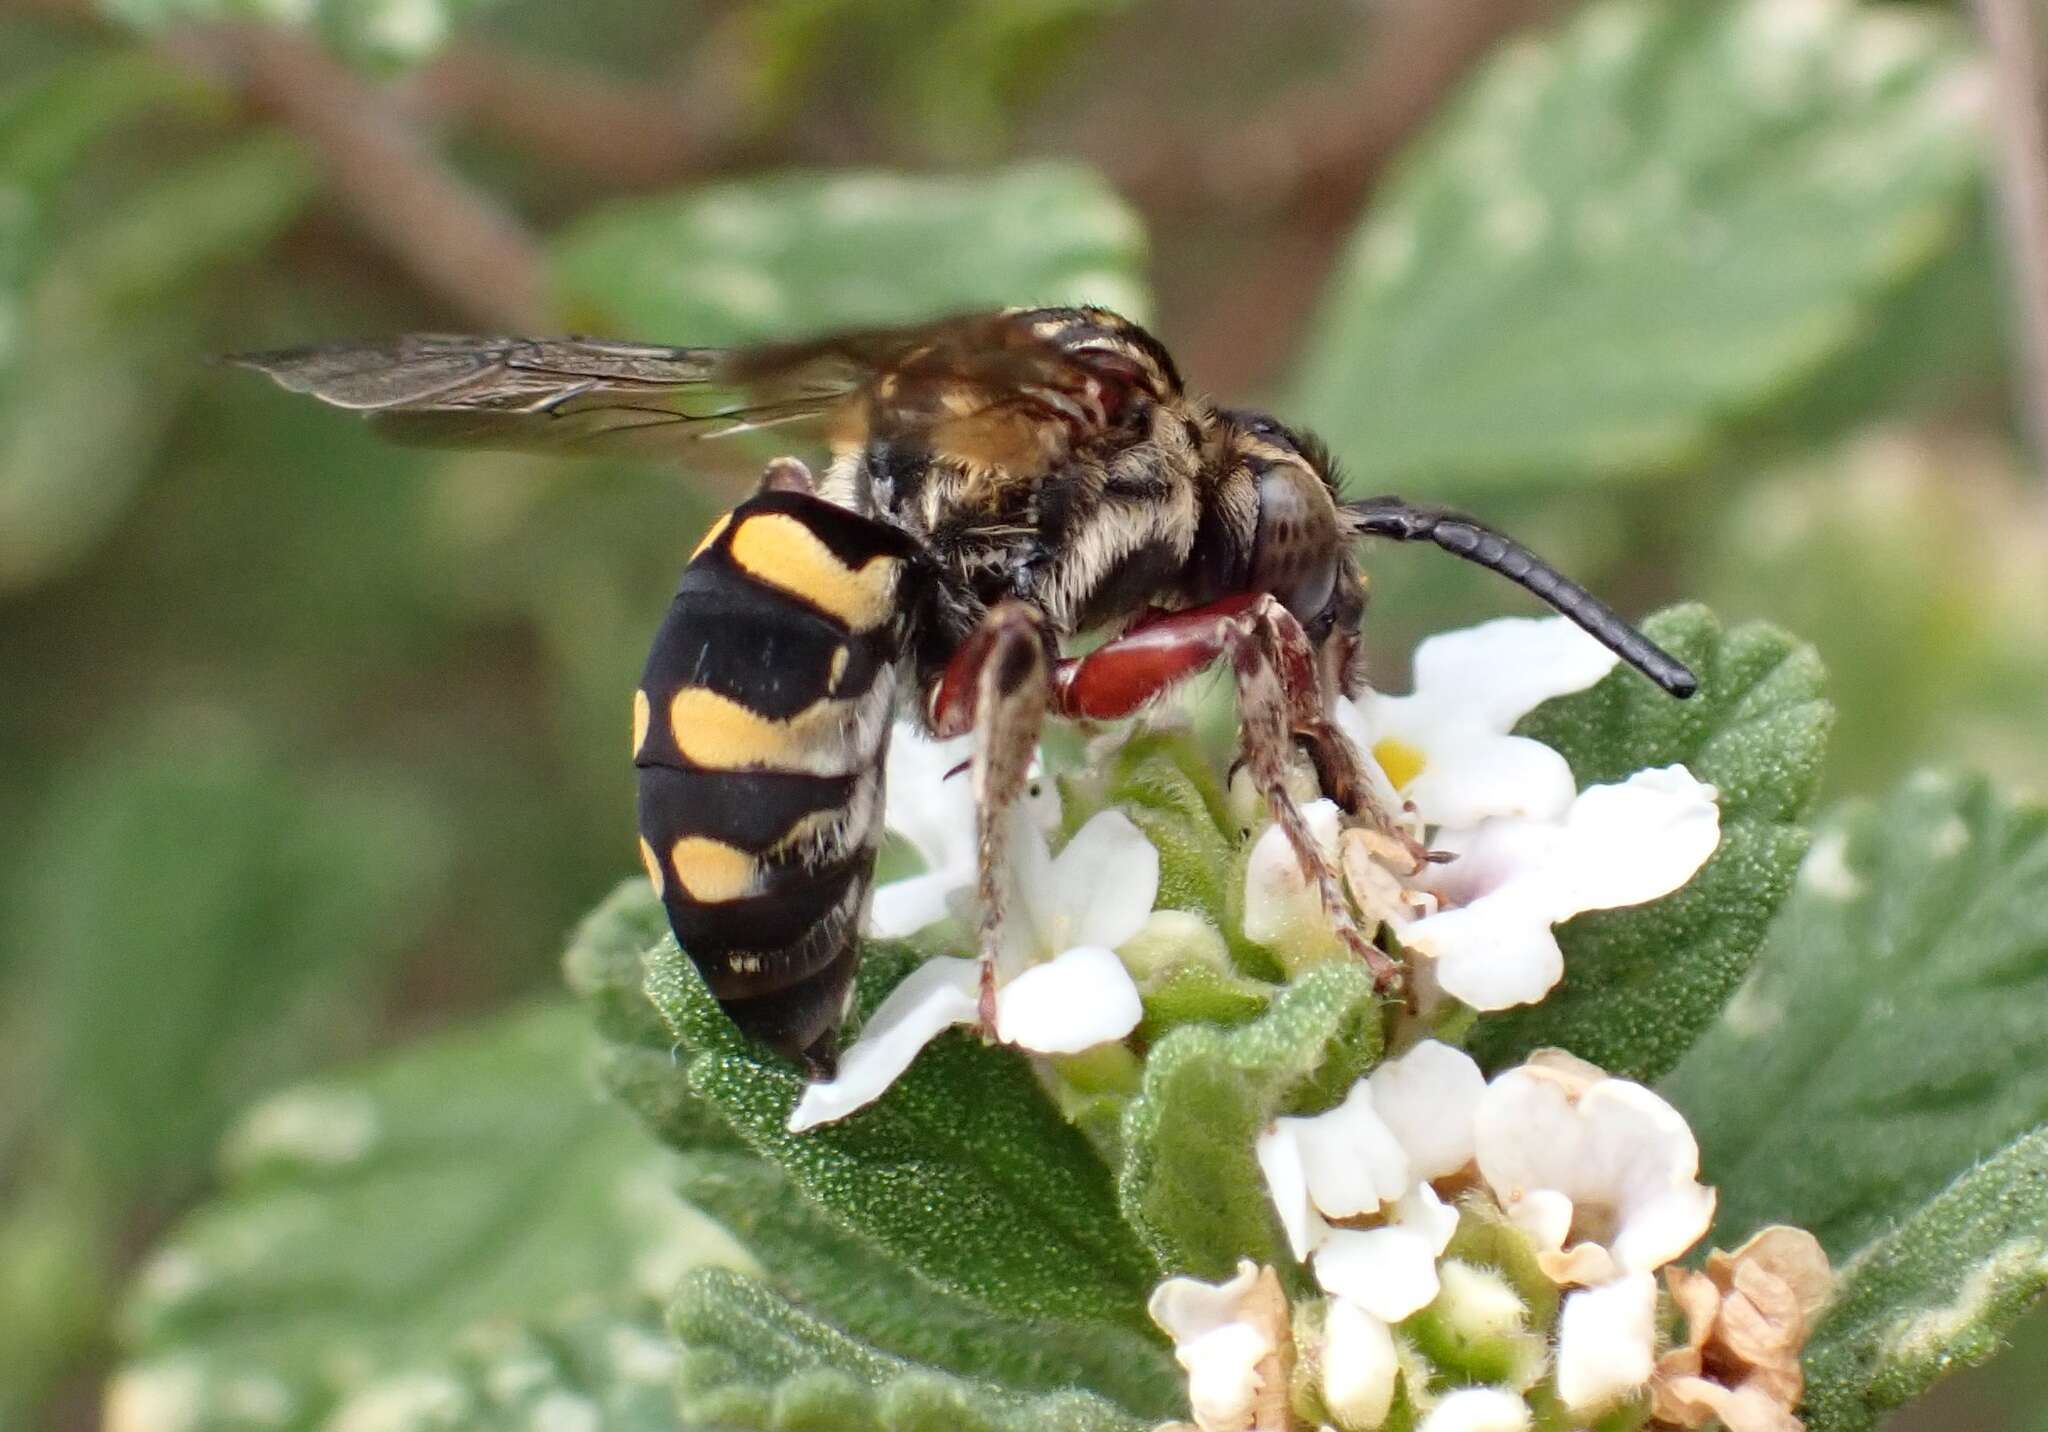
[
  {"xmin": 1408, "ymin": 616, "xmax": 1619, "ymax": 735},
  {"xmin": 1403, "ymin": 895, "xmax": 1565, "ymax": 1013},
  {"xmin": 1045, "ymin": 809, "xmax": 1162, "ymax": 952},
  {"xmin": 866, "ymin": 867, "xmax": 970, "ymax": 938},
  {"xmin": 1323, "ymin": 1298, "xmax": 1399, "ymax": 1430},
  {"xmin": 1417, "ymin": 1387, "xmax": 1533, "ymax": 1432},
  {"xmin": 1475, "ymin": 1063, "xmax": 1715, "ymax": 1282},
  {"xmin": 787, "ymin": 957, "xmax": 980, "ymax": 1132},
  {"xmin": 994, "ymin": 945, "xmax": 1142, "ymax": 1054},
  {"xmin": 1283, "ymin": 1080, "xmax": 1411, "ymax": 1222},
  {"xmin": 1314, "ymin": 1224, "xmax": 1442, "ymax": 1323},
  {"xmin": 1241, "ymin": 799, "xmax": 1343, "ymax": 952},
  {"xmin": 1369, "ymin": 1039, "xmax": 1486, "ymax": 1180},
  {"xmin": 1254, "ymin": 1124, "xmax": 1321, "ymax": 1264},
  {"xmin": 1403, "ymin": 732, "xmax": 1580, "ymax": 830},
  {"xmin": 1551, "ymin": 765, "xmax": 1720, "ymax": 916},
  {"xmin": 1394, "ymin": 1181, "xmax": 1461, "ymax": 1257},
  {"xmin": 1555, "ymin": 1273, "xmax": 1657, "ymax": 1412},
  {"xmin": 1182, "ymin": 1323, "xmax": 1272, "ymax": 1432},
  {"xmin": 879, "ymin": 724, "xmax": 977, "ymax": 868},
  {"xmin": 1148, "ymin": 1259, "xmax": 1262, "ymax": 1343}
]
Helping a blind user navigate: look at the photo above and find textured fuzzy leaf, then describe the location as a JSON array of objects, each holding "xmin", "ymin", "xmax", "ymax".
[
  {"xmin": 1291, "ymin": 0, "xmax": 1989, "ymax": 488},
  {"xmin": 564, "ymin": 879, "xmax": 744, "ymax": 1156},
  {"xmin": 1117, "ymin": 960, "xmax": 1386, "ymax": 1279},
  {"xmin": 112, "ymin": 1003, "xmax": 751, "ymax": 1429},
  {"xmin": 1803, "ymin": 1127, "xmax": 2048, "ymax": 1432},
  {"xmin": 674, "ymin": 1269, "xmax": 1145, "ymax": 1432},
  {"xmin": 632, "ymin": 888, "xmax": 1163, "ymax": 1332},
  {"xmin": 554, "ymin": 163, "xmax": 1149, "ymax": 343},
  {"xmin": 1663, "ymin": 773, "xmax": 2048, "ymax": 1259},
  {"xmin": 673, "ymin": 1150, "xmax": 1180, "ymax": 1419},
  {"xmin": 1470, "ymin": 605, "xmax": 1831, "ymax": 1081}
]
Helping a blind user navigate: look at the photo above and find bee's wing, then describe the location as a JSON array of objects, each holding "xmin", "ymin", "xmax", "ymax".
[
  {"xmin": 227, "ymin": 333, "xmax": 878, "ymax": 456},
  {"xmin": 229, "ymin": 311, "xmax": 1176, "ymax": 458}
]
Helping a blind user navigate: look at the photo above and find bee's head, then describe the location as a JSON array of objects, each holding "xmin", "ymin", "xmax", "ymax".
[{"xmin": 1188, "ymin": 410, "xmax": 1368, "ymax": 698}]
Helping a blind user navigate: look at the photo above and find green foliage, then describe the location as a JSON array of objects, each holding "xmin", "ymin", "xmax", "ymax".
[
  {"xmin": 115, "ymin": 1002, "xmax": 745, "ymax": 1428},
  {"xmin": 11, "ymin": 0, "xmax": 2044, "ymax": 1426},
  {"xmin": 742, "ymin": 0, "xmax": 1129, "ymax": 153},
  {"xmin": 1117, "ymin": 961, "xmax": 1384, "ymax": 1280},
  {"xmin": 0, "ymin": 58, "xmax": 313, "ymax": 588},
  {"xmin": 1803, "ymin": 1127, "xmax": 2048, "ymax": 1432},
  {"xmin": 674, "ymin": 1269, "xmax": 1144, "ymax": 1432},
  {"xmin": 1471, "ymin": 605, "xmax": 1832, "ymax": 1080},
  {"xmin": 10, "ymin": 728, "xmax": 441, "ymax": 1196},
  {"xmin": 555, "ymin": 163, "xmax": 1150, "ymax": 341},
  {"xmin": 631, "ymin": 892, "xmax": 1164, "ymax": 1331},
  {"xmin": 1664, "ymin": 772, "xmax": 2048, "ymax": 1260},
  {"xmin": 1291, "ymin": 0, "xmax": 1988, "ymax": 489},
  {"xmin": 672, "ymin": 1151, "xmax": 1181, "ymax": 1417}
]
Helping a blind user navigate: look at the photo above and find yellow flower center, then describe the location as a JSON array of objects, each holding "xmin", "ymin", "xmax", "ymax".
[{"xmin": 1372, "ymin": 737, "xmax": 1428, "ymax": 791}]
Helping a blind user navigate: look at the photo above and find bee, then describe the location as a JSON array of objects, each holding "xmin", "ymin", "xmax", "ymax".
[{"xmin": 237, "ymin": 307, "xmax": 1695, "ymax": 1078}]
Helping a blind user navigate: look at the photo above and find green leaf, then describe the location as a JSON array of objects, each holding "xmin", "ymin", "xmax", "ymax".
[
  {"xmin": 1117, "ymin": 960, "xmax": 1385, "ymax": 1279},
  {"xmin": 1662, "ymin": 772, "xmax": 2048, "ymax": 1260},
  {"xmin": 1802, "ymin": 1126, "xmax": 2048, "ymax": 1432},
  {"xmin": 626, "ymin": 887, "xmax": 1163, "ymax": 1332},
  {"xmin": 101, "ymin": 0, "xmax": 499, "ymax": 69},
  {"xmin": 114, "ymin": 1002, "xmax": 753, "ymax": 1428},
  {"xmin": 673, "ymin": 1149, "xmax": 1181, "ymax": 1418},
  {"xmin": 553, "ymin": 163, "xmax": 1150, "ymax": 342},
  {"xmin": 0, "ymin": 129, "xmax": 315, "ymax": 588},
  {"xmin": 1470, "ymin": 605, "xmax": 1831, "ymax": 1081},
  {"xmin": 8, "ymin": 725, "xmax": 442, "ymax": 1196},
  {"xmin": 1290, "ymin": 0, "xmax": 1988, "ymax": 488},
  {"xmin": 674, "ymin": 1268, "xmax": 1145, "ymax": 1432}
]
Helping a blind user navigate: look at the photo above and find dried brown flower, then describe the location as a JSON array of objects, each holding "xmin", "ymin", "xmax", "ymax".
[{"xmin": 1651, "ymin": 1226, "xmax": 1833, "ymax": 1432}]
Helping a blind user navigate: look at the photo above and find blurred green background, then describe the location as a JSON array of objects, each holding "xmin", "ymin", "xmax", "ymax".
[{"xmin": 0, "ymin": 0, "xmax": 2044, "ymax": 1426}]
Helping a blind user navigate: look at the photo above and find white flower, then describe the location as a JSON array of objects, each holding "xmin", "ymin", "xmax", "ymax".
[
  {"xmin": 1323, "ymin": 1296, "xmax": 1400, "ymax": 1429},
  {"xmin": 1417, "ymin": 1387, "xmax": 1533, "ymax": 1432},
  {"xmin": 1473, "ymin": 1050, "xmax": 1716, "ymax": 1287},
  {"xmin": 1555, "ymin": 1271, "xmax": 1659, "ymax": 1413},
  {"xmin": 1255, "ymin": 1041, "xmax": 1485, "ymax": 1322},
  {"xmin": 1400, "ymin": 765, "xmax": 1721, "ymax": 1011},
  {"xmin": 1240, "ymin": 798, "xmax": 1346, "ymax": 963},
  {"xmin": 865, "ymin": 722, "xmax": 1060, "ymax": 939},
  {"xmin": 788, "ymin": 807, "xmax": 1152, "ymax": 1131},
  {"xmin": 1334, "ymin": 617, "xmax": 1619, "ymax": 830},
  {"xmin": 1148, "ymin": 1261, "xmax": 1290, "ymax": 1432}
]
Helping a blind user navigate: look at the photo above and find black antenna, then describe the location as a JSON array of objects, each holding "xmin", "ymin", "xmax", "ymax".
[{"xmin": 1346, "ymin": 496, "xmax": 1697, "ymax": 699}]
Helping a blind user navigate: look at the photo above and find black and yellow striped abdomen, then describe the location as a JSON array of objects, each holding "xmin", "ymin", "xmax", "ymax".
[{"xmin": 634, "ymin": 488, "xmax": 921, "ymax": 1075}]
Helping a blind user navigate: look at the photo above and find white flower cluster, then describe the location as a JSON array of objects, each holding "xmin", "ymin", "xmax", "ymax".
[
  {"xmin": 1252, "ymin": 617, "xmax": 1721, "ymax": 1011},
  {"xmin": 770, "ymin": 614, "xmax": 1822, "ymax": 1427},
  {"xmin": 789, "ymin": 727, "xmax": 1157, "ymax": 1132},
  {"xmin": 793, "ymin": 617, "xmax": 1720, "ymax": 1129},
  {"xmin": 1152, "ymin": 1041, "xmax": 1726, "ymax": 1431}
]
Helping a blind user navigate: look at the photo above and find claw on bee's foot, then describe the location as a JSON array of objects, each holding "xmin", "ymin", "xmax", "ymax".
[
  {"xmin": 1338, "ymin": 919, "xmax": 1405, "ymax": 991},
  {"xmin": 975, "ymin": 955, "xmax": 1000, "ymax": 1041}
]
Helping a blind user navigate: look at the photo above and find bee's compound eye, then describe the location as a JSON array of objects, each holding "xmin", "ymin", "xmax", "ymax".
[{"xmin": 1250, "ymin": 466, "xmax": 1339, "ymax": 621}]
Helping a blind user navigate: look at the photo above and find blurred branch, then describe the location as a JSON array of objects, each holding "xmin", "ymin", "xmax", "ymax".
[
  {"xmin": 1107, "ymin": 0, "xmax": 1573, "ymax": 218},
  {"xmin": 1969, "ymin": 0, "xmax": 2048, "ymax": 472},
  {"xmin": 174, "ymin": 27, "xmax": 547, "ymax": 330},
  {"xmin": 408, "ymin": 26, "xmax": 781, "ymax": 195},
  {"xmin": 0, "ymin": 0, "xmax": 549, "ymax": 329},
  {"xmin": 1139, "ymin": 0, "xmax": 1576, "ymax": 392}
]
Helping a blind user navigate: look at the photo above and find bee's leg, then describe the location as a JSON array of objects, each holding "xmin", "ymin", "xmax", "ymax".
[
  {"xmin": 927, "ymin": 601, "xmax": 1053, "ymax": 1031},
  {"xmin": 1051, "ymin": 593, "xmax": 1402, "ymax": 989}
]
